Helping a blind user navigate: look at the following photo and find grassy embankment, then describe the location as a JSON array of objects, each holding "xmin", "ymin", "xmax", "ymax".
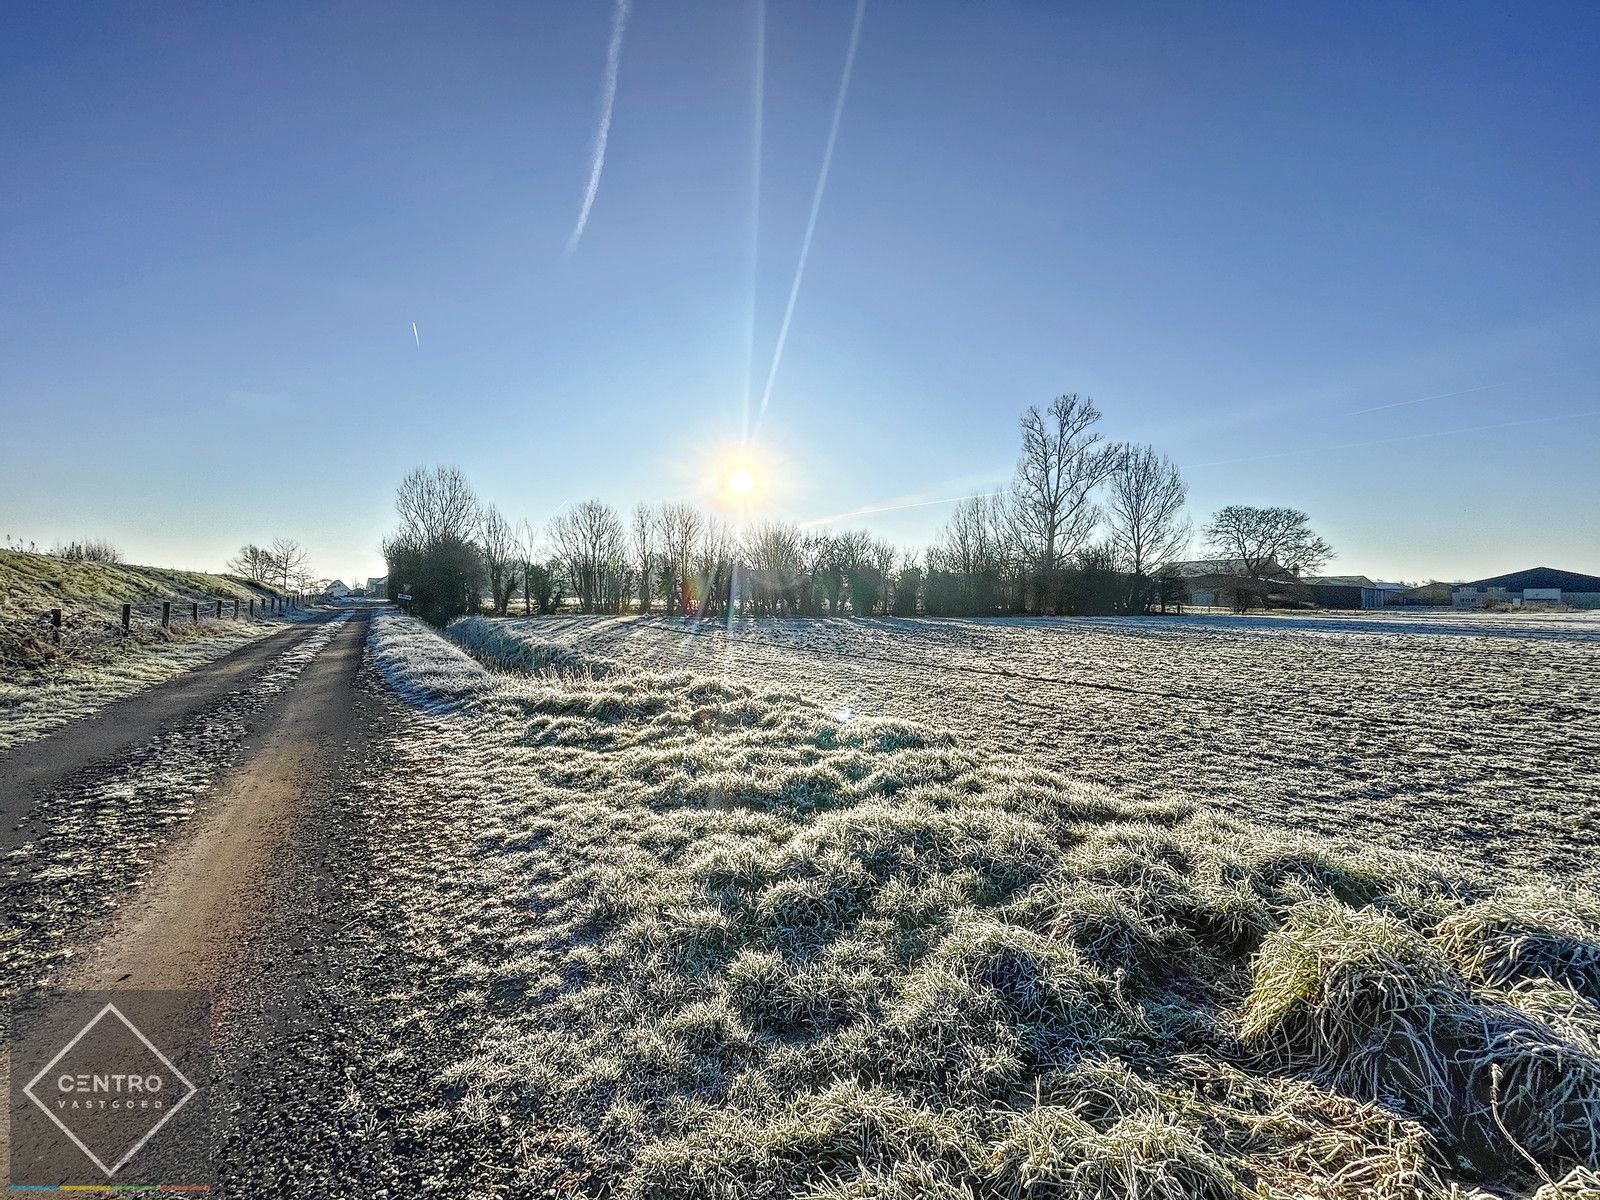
[
  {"xmin": 0, "ymin": 550, "xmax": 284, "ymax": 749},
  {"xmin": 331, "ymin": 612, "xmax": 1600, "ymax": 1198}
]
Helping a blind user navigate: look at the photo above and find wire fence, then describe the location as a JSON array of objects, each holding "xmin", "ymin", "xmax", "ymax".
[{"xmin": 0, "ymin": 592, "xmax": 308, "ymax": 670}]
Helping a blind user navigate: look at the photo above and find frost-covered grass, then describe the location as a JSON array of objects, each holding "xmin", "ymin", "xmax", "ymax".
[
  {"xmin": 0, "ymin": 548, "xmax": 300, "ymax": 752},
  {"xmin": 511, "ymin": 612, "xmax": 1600, "ymax": 883},
  {"xmin": 0, "ymin": 548, "xmax": 269, "ymax": 614},
  {"xmin": 313, "ymin": 612, "xmax": 1600, "ymax": 1197},
  {"xmin": 0, "ymin": 621, "xmax": 279, "ymax": 753}
]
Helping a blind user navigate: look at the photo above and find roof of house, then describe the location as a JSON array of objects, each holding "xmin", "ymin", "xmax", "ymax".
[
  {"xmin": 1305, "ymin": 575, "xmax": 1377, "ymax": 589},
  {"xmin": 1165, "ymin": 557, "xmax": 1292, "ymax": 580},
  {"xmin": 1454, "ymin": 567, "xmax": 1600, "ymax": 592}
]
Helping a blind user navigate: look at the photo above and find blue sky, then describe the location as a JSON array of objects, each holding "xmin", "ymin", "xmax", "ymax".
[{"xmin": 3, "ymin": 1, "xmax": 1597, "ymax": 584}]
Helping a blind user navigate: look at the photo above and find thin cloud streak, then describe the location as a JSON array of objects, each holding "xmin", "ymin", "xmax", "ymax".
[
  {"xmin": 1346, "ymin": 377, "xmax": 1539, "ymax": 416},
  {"xmin": 752, "ymin": 0, "xmax": 866, "ymax": 435},
  {"xmin": 411, "ymin": 321, "xmax": 420, "ymax": 348},
  {"xmin": 566, "ymin": 0, "xmax": 632, "ymax": 255},
  {"xmin": 1183, "ymin": 410, "xmax": 1595, "ymax": 471}
]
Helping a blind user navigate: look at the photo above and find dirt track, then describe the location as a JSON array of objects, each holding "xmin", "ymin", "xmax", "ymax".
[
  {"xmin": 1, "ymin": 608, "xmax": 375, "ymax": 1187},
  {"xmin": 0, "ymin": 618, "xmax": 337, "ymax": 856}
]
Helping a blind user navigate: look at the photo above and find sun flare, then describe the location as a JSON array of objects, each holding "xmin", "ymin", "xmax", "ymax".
[{"xmin": 726, "ymin": 466, "xmax": 755, "ymax": 496}]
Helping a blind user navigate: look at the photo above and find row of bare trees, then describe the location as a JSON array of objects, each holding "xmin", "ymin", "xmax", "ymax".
[
  {"xmin": 382, "ymin": 392, "xmax": 1333, "ymax": 625},
  {"xmin": 227, "ymin": 538, "xmax": 314, "ymax": 594},
  {"xmin": 920, "ymin": 394, "xmax": 1193, "ymax": 615}
]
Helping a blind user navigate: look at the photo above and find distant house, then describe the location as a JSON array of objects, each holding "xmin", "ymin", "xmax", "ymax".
[
  {"xmin": 1303, "ymin": 575, "xmax": 1385, "ymax": 610},
  {"xmin": 1452, "ymin": 567, "xmax": 1600, "ymax": 610},
  {"xmin": 1395, "ymin": 581, "xmax": 1452, "ymax": 607},
  {"xmin": 366, "ymin": 575, "xmax": 388, "ymax": 598},
  {"xmin": 323, "ymin": 580, "xmax": 350, "ymax": 600},
  {"xmin": 1166, "ymin": 558, "xmax": 1298, "ymax": 610}
]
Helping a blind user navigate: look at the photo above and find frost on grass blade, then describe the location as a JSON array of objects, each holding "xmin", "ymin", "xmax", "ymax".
[{"xmin": 347, "ymin": 614, "xmax": 1600, "ymax": 1197}]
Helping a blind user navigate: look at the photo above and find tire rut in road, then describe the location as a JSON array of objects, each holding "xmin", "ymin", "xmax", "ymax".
[{"xmin": 0, "ymin": 614, "xmax": 356, "ymax": 1008}]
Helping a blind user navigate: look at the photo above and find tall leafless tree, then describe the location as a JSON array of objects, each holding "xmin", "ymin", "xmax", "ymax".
[
  {"xmin": 478, "ymin": 504, "xmax": 519, "ymax": 616},
  {"xmin": 548, "ymin": 499, "xmax": 628, "ymax": 614},
  {"xmin": 1009, "ymin": 394, "xmax": 1115, "ymax": 612},
  {"xmin": 741, "ymin": 520, "xmax": 804, "ymax": 615},
  {"xmin": 268, "ymin": 537, "xmax": 311, "ymax": 593},
  {"xmin": 927, "ymin": 493, "xmax": 1012, "ymax": 613},
  {"xmin": 228, "ymin": 544, "xmax": 276, "ymax": 585},
  {"xmin": 394, "ymin": 465, "xmax": 479, "ymax": 545},
  {"xmin": 631, "ymin": 503, "xmax": 657, "ymax": 614},
  {"xmin": 655, "ymin": 502, "xmax": 705, "ymax": 616},
  {"xmin": 1105, "ymin": 444, "xmax": 1191, "ymax": 606}
]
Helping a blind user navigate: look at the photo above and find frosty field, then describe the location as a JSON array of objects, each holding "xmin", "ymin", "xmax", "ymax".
[
  {"xmin": 205, "ymin": 611, "xmax": 1599, "ymax": 1198},
  {"xmin": 505, "ymin": 610, "xmax": 1600, "ymax": 884}
]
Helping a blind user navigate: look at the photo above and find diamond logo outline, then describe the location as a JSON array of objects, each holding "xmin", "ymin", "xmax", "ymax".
[{"xmin": 22, "ymin": 1002, "xmax": 198, "ymax": 1177}]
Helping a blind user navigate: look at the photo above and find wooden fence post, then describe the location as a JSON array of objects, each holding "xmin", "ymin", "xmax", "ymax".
[
  {"xmin": 233, "ymin": 599, "xmax": 239, "ymax": 619},
  {"xmin": 162, "ymin": 601, "xmax": 171, "ymax": 629},
  {"xmin": 121, "ymin": 604, "xmax": 131, "ymax": 632},
  {"xmin": 191, "ymin": 602, "xmax": 198, "ymax": 624},
  {"xmin": 51, "ymin": 608, "xmax": 62, "ymax": 645},
  {"xmin": 215, "ymin": 599, "xmax": 222, "ymax": 619}
]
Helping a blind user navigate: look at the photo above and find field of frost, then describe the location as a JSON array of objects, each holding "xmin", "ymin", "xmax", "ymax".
[
  {"xmin": 212, "ymin": 610, "xmax": 1600, "ymax": 1198},
  {"xmin": 508, "ymin": 611, "xmax": 1600, "ymax": 884},
  {"xmin": 0, "ymin": 620, "xmax": 281, "ymax": 753}
]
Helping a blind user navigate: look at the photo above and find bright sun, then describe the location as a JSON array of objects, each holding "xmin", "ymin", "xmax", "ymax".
[{"xmin": 726, "ymin": 465, "xmax": 756, "ymax": 496}]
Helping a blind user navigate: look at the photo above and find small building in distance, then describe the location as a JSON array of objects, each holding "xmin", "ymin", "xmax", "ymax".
[
  {"xmin": 1452, "ymin": 567, "xmax": 1600, "ymax": 610},
  {"xmin": 1394, "ymin": 581, "xmax": 1452, "ymax": 607},
  {"xmin": 1303, "ymin": 575, "xmax": 1385, "ymax": 609},
  {"xmin": 366, "ymin": 575, "xmax": 388, "ymax": 598},
  {"xmin": 1167, "ymin": 558, "xmax": 1298, "ymax": 610},
  {"xmin": 322, "ymin": 580, "xmax": 351, "ymax": 600}
]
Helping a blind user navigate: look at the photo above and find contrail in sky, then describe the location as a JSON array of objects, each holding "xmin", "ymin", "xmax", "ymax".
[
  {"xmin": 752, "ymin": 0, "xmax": 866, "ymax": 435},
  {"xmin": 1346, "ymin": 377, "xmax": 1543, "ymax": 416},
  {"xmin": 411, "ymin": 322, "xmax": 420, "ymax": 348},
  {"xmin": 566, "ymin": 0, "xmax": 632, "ymax": 255}
]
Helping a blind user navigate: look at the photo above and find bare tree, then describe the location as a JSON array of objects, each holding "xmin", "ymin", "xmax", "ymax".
[
  {"xmin": 631, "ymin": 503, "xmax": 657, "ymax": 614},
  {"xmin": 548, "ymin": 499, "xmax": 628, "ymax": 614},
  {"xmin": 741, "ymin": 520, "xmax": 804, "ymax": 615},
  {"xmin": 1105, "ymin": 444, "xmax": 1191, "ymax": 608},
  {"xmin": 1009, "ymin": 394, "xmax": 1115, "ymax": 612},
  {"xmin": 515, "ymin": 518, "xmax": 542, "ymax": 616},
  {"xmin": 1205, "ymin": 505, "xmax": 1333, "ymax": 582},
  {"xmin": 268, "ymin": 537, "xmax": 311, "ymax": 593},
  {"xmin": 394, "ymin": 465, "xmax": 479, "ymax": 545},
  {"xmin": 382, "ymin": 466, "xmax": 485, "ymax": 625},
  {"xmin": 655, "ymin": 502, "xmax": 705, "ymax": 616},
  {"xmin": 478, "ymin": 504, "xmax": 520, "ymax": 616},
  {"xmin": 693, "ymin": 516, "xmax": 735, "ymax": 619},
  {"xmin": 228, "ymin": 543, "xmax": 276, "ymax": 584},
  {"xmin": 927, "ymin": 493, "xmax": 1011, "ymax": 614}
]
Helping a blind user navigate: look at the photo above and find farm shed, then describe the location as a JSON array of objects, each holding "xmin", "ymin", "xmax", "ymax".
[
  {"xmin": 1452, "ymin": 567, "xmax": 1600, "ymax": 609},
  {"xmin": 1168, "ymin": 558, "xmax": 1298, "ymax": 610},
  {"xmin": 1303, "ymin": 575, "xmax": 1385, "ymax": 609}
]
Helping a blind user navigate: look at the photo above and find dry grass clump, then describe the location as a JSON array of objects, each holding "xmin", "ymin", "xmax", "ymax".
[
  {"xmin": 1240, "ymin": 901, "xmax": 1600, "ymax": 1184},
  {"xmin": 356, "ymin": 613, "xmax": 1600, "ymax": 1197}
]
